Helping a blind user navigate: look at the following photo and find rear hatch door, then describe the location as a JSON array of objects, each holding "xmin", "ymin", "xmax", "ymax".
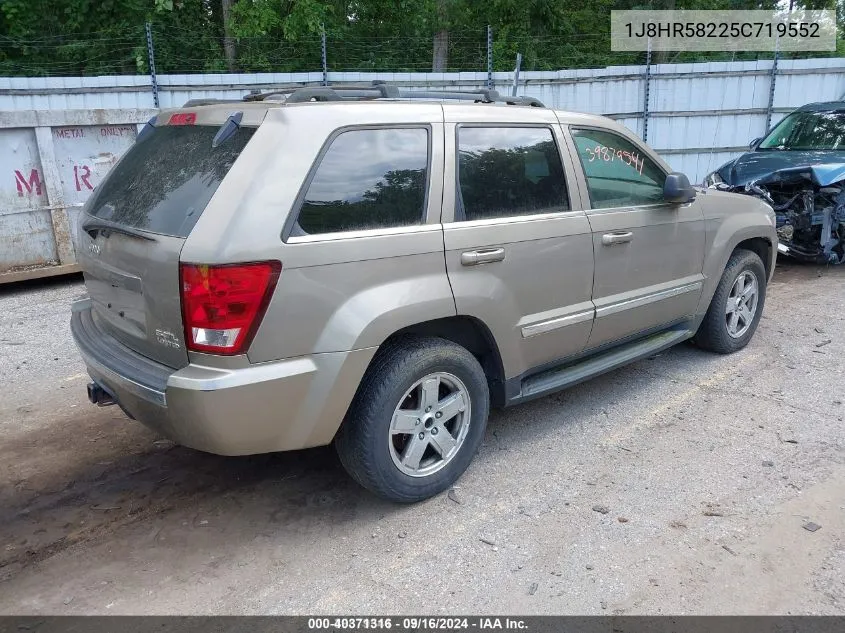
[{"xmin": 77, "ymin": 118, "xmax": 256, "ymax": 369}]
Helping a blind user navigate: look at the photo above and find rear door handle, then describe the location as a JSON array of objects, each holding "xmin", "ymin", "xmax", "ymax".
[
  {"xmin": 601, "ymin": 231, "xmax": 634, "ymax": 246},
  {"xmin": 460, "ymin": 247, "xmax": 506, "ymax": 266}
]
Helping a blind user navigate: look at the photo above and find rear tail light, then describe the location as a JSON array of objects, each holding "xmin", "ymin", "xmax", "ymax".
[{"xmin": 179, "ymin": 261, "xmax": 281, "ymax": 355}]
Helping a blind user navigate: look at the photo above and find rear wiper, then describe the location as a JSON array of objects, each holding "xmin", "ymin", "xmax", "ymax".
[
  {"xmin": 82, "ymin": 217, "xmax": 156, "ymax": 241},
  {"xmin": 212, "ymin": 111, "xmax": 243, "ymax": 148}
]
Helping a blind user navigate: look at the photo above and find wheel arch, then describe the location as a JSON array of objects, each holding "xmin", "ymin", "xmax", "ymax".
[
  {"xmin": 697, "ymin": 223, "xmax": 776, "ymax": 317},
  {"xmin": 376, "ymin": 315, "xmax": 507, "ymax": 408},
  {"xmin": 734, "ymin": 236, "xmax": 774, "ymax": 281},
  {"xmin": 693, "ymin": 244, "xmax": 768, "ymax": 354}
]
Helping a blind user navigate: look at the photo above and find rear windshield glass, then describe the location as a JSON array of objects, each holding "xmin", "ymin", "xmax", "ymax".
[{"xmin": 85, "ymin": 123, "xmax": 255, "ymax": 237}]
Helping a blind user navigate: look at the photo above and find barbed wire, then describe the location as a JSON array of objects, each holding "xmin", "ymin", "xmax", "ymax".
[{"xmin": 0, "ymin": 25, "xmax": 810, "ymax": 78}]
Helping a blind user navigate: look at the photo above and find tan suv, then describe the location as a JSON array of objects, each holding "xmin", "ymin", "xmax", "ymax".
[{"xmin": 71, "ymin": 85, "xmax": 777, "ymax": 502}]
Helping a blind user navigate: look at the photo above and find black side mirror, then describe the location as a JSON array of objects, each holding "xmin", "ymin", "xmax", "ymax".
[
  {"xmin": 749, "ymin": 137, "xmax": 762, "ymax": 150},
  {"xmin": 664, "ymin": 172, "xmax": 696, "ymax": 204}
]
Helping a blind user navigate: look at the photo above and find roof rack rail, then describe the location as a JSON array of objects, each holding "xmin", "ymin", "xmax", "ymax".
[
  {"xmin": 242, "ymin": 81, "xmax": 400, "ymax": 103},
  {"xmin": 400, "ymin": 89, "xmax": 544, "ymax": 107},
  {"xmin": 238, "ymin": 81, "xmax": 545, "ymax": 107}
]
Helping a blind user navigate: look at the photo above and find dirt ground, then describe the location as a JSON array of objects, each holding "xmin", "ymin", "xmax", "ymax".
[{"xmin": 0, "ymin": 261, "xmax": 843, "ymax": 615}]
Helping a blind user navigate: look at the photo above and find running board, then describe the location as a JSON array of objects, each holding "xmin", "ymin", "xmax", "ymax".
[{"xmin": 512, "ymin": 328, "xmax": 694, "ymax": 404}]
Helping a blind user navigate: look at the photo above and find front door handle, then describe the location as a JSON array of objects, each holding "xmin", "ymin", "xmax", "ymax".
[
  {"xmin": 460, "ymin": 247, "xmax": 506, "ymax": 266},
  {"xmin": 601, "ymin": 231, "xmax": 634, "ymax": 246}
]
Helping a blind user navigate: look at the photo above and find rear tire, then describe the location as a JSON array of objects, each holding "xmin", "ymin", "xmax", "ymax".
[
  {"xmin": 335, "ymin": 336, "xmax": 489, "ymax": 503},
  {"xmin": 694, "ymin": 248, "xmax": 767, "ymax": 354}
]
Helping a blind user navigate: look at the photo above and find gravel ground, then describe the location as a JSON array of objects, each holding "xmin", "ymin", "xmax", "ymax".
[{"xmin": 0, "ymin": 262, "xmax": 843, "ymax": 615}]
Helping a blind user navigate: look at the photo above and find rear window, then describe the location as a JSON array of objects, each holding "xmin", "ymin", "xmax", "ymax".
[{"xmin": 85, "ymin": 124, "xmax": 255, "ymax": 237}]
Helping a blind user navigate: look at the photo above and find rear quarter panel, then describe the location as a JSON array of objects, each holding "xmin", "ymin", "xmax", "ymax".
[
  {"xmin": 180, "ymin": 103, "xmax": 455, "ymax": 362},
  {"xmin": 249, "ymin": 235, "xmax": 455, "ymax": 361}
]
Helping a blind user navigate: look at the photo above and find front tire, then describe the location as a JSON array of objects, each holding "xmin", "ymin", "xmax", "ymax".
[
  {"xmin": 335, "ymin": 336, "xmax": 489, "ymax": 503},
  {"xmin": 694, "ymin": 248, "xmax": 767, "ymax": 354}
]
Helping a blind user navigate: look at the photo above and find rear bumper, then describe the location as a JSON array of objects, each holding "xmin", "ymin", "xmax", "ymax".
[{"xmin": 71, "ymin": 298, "xmax": 376, "ymax": 455}]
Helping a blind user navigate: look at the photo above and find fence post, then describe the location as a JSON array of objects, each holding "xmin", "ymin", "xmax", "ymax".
[
  {"xmin": 486, "ymin": 25, "xmax": 493, "ymax": 90},
  {"xmin": 642, "ymin": 36, "xmax": 652, "ymax": 142},
  {"xmin": 145, "ymin": 23, "xmax": 160, "ymax": 109},
  {"xmin": 765, "ymin": 43, "xmax": 779, "ymax": 132},
  {"xmin": 321, "ymin": 24, "xmax": 328, "ymax": 86},
  {"xmin": 511, "ymin": 52, "xmax": 522, "ymax": 96}
]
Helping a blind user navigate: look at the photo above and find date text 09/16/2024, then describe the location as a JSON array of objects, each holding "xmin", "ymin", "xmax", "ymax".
[{"xmin": 306, "ymin": 617, "xmax": 528, "ymax": 630}]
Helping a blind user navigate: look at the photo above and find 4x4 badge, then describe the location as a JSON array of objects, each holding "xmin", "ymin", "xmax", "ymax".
[{"xmin": 88, "ymin": 242, "xmax": 101, "ymax": 256}]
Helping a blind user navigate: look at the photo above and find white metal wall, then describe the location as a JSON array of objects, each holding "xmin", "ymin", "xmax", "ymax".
[
  {"xmin": 1, "ymin": 58, "xmax": 843, "ymax": 278},
  {"xmin": 1, "ymin": 59, "xmax": 843, "ymax": 184},
  {"xmin": 0, "ymin": 109, "xmax": 155, "ymax": 279}
]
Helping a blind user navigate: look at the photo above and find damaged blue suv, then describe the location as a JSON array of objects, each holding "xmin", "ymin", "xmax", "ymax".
[{"xmin": 704, "ymin": 102, "xmax": 845, "ymax": 264}]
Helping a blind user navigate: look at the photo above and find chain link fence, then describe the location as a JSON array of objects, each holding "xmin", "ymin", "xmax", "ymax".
[{"xmin": 3, "ymin": 23, "xmax": 833, "ymax": 79}]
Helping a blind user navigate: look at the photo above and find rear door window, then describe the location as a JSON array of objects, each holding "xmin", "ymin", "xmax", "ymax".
[
  {"xmin": 85, "ymin": 124, "xmax": 255, "ymax": 237},
  {"xmin": 457, "ymin": 126, "xmax": 570, "ymax": 221},
  {"xmin": 295, "ymin": 127, "xmax": 430, "ymax": 236}
]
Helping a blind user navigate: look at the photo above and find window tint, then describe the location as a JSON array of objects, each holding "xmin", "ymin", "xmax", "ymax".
[
  {"xmin": 571, "ymin": 128, "xmax": 666, "ymax": 209},
  {"xmin": 87, "ymin": 124, "xmax": 255, "ymax": 238},
  {"xmin": 457, "ymin": 127, "xmax": 569, "ymax": 221},
  {"xmin": 297, "ymin": 128, "xmax": 429, "ymax": 235}
]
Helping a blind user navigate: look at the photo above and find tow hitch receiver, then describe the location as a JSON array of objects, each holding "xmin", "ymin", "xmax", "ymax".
[{"xmin": 87, "ymin": 382, "xmax": 116, "ymax": 407}]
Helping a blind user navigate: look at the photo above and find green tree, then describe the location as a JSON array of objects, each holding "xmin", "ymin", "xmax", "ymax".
[{"xmin": 0, "ymin": 0, "xmax": 839, "ymax": 76}]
